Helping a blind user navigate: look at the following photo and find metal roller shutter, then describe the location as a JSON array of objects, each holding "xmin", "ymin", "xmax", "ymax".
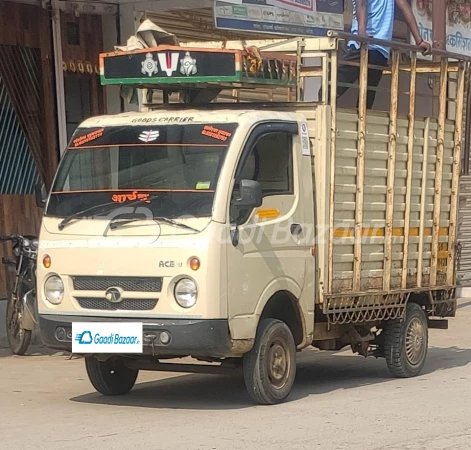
[{"xmin": 458, "ymin": 176, "xmax": 471, "ymax": 287}]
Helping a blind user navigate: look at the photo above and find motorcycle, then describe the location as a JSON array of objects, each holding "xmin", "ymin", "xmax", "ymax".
[{"xmin": 1, "ymin": 235, "xmax": 38, "ymax": 355}]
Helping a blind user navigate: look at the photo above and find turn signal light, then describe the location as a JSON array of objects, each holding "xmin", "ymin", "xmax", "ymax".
[
  {"xmin": 189, "ymin": 257, "xmax": 200, "ymax": 271},
  {"xmin": 43, "ymin": 255, "xmax": 51, "ymax": 269}
]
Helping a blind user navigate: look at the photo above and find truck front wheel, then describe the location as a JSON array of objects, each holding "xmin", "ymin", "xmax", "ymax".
[
  {"xmin": 243, "ymin": 319, "xmax": 296, "ymax": 405},
  {"xmin": 85, "ymin": 356, "xmax": 138, "ymax": 396},
  {"xmin": 384, "ymin": 302, "xmax": 428, "ymax": 378}
]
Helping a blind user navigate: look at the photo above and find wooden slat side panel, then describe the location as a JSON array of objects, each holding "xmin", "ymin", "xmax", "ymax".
[{"xmin": 332, "ymin": 110, "xmax": 455, "ymax": 294}]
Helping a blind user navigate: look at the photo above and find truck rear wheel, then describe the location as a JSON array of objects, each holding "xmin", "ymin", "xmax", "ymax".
[
  {"xmin": 243, "ymin": 319, "xmax": 296, "ymax": 405},
  {"xmin": 85, "ymin": 356, "xmax": 138, "ymax": 396},
  {"xmin": 384, "ymin": 302, "xmax": 428, "ymax": 378}
]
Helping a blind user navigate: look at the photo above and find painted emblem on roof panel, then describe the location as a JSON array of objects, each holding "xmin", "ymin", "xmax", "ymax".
[
  {"xmin": 180, "ymin": 52, "xmax": 197, "ymax": 77},
  {"xmin": 158, "ymin": 52, "xmax": 180, "ymax": 76},
  {"xmin": 141, "ymin": 53, "xmax": 159, "ymax": 77}
]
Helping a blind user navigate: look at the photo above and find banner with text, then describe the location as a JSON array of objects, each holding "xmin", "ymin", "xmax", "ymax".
[
  {"xmin": 214, "ymin": 0, "xmax": 344, "ymax": 37},
  {"xmin": 413, "ymin": 0, "xmax": 471, "ymax": 57},
  {"xmin": 266, "ymin": 0, "xmax": 315, "ymax": 14}
]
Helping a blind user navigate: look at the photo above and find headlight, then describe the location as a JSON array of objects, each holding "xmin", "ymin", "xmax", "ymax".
[
  {"xmin": 174, "ymin": 278, "xmax": 197, "ymax": 308},
  {"xmin": 44, "ymin": 275, "xmax": 64, "ymax": 305}
]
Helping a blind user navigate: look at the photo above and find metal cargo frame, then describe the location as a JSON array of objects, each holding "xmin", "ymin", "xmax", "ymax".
[
  {"xmin": 315, "ymin": 34, "xmax": 467, "ymax": 324},
  {"xmin": 249, "ymin": 34, "xmax": 469, "ymax": 324}
]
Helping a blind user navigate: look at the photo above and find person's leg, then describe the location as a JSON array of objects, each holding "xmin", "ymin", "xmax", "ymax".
[
  {"xmin": 318, "ymin": 45, "xmax": 360, "ymax": 103},
  {"xmin": 364, "ymin": 50, "xmax": 388, "ymax": 109},
  {"xmin": 336, "ymin": 46, "xmax": 362, "ymax": 100}
]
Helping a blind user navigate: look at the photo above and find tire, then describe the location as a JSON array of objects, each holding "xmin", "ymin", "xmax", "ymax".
[
  {"xmin": 5, "ymin": 293, "xmax": 32, "ymax": 356},
  {"xmin": 243, "ymin": 319, "xmax": 296, "ymax": 405},
  {"xmin": 384, "ymin": 302, "xmax": 428, "ymax": 378},
  {"xmin": 85, "ymin": 357, "xmax": 138, "ymax": 396}
]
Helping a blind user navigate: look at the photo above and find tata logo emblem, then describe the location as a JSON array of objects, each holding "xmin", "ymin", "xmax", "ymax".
[
  {"xmin": 158, "ymin": 52, "xmax": 179, "ymax": 76},
  {"xmin": 141, "ymin": 53, "xmax": 159, "ymax": 77},
  {"xmin": 105, "ymin": 287, "xmax": 124, "ymax": 304},
  {"xmin": 139, "ymin": 130, "xmax": 160, "ymax": 142}
]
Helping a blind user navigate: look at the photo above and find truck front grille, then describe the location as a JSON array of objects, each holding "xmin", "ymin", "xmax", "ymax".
[
  {"xmin": 76, "ymin": 297, "xmax": 158, "ymax": 311},
  {"xmin": 73, "ymin": 276, "xmax": 163, "ymax": 293}
]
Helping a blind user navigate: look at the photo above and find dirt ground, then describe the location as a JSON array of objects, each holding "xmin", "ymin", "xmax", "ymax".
[{"xmin": 1, "ymin": 300, "xmax": 471, "ymax": 450}]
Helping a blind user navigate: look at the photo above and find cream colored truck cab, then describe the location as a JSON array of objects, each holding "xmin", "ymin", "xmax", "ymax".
[{"xmin": 37, "ymin": 109, "xmax": 317, "ymax": 404}]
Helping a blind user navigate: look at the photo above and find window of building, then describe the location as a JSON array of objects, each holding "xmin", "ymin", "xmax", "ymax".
[{"xmin": 66, "ymin": 22, "xmax": 80, "ymax": 46}]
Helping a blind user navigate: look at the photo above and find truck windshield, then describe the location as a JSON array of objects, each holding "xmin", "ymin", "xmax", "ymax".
[{"xmin": 46, "ymin": 122, "xmax": 237, "ymax": 220}]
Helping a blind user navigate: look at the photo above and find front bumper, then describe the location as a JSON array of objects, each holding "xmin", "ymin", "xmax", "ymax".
[{"xmin": 39, "ymin": 314, "xmax": 233, "ymax": 358}]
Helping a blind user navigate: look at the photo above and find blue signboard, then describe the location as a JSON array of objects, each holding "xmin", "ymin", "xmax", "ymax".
[{"xmin": 214, "ymin": 0, "xmax": 344, "ymax": 37}]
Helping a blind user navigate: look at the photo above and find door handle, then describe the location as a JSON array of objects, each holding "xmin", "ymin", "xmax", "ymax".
[{"xmin": 290, "ymin": 223, "xmax": 302, "ymax": 236}]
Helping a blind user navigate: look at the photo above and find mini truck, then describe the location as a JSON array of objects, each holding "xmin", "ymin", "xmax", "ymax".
[{"xmin": 36, "ymin": 35, "xmax": 467, "ymax": 404}]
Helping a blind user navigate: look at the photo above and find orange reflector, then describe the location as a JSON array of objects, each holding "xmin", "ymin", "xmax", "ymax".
[
  {"xmin": 256, "ymin": 209, "xmax": 280, "ymax": 219},
  {"xmin": 43, "ymin": 255, "xmax": 51, "ymax": 269},
  {"xmin": 190, "ymin": 257, "xmax": 200, "ymax": 271}
]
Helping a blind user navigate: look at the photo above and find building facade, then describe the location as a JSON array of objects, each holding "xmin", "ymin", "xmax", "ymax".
[
  {"xmin": 0, "ymin": 0, "xmax": 117, "ymax": 297},
  {"xmin": 1, "ymin": 0, "xmax": 471, "ymax": 297}
]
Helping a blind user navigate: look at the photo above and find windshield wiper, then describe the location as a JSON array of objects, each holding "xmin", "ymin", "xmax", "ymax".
[
  {"xmin": 58, "ymin": 202, "xmax": 120, "ymax": 230},
  {"xmin": 109, "ymin": 218, "xmax": 142, "ymax": 230},
  {"xmin": 109, "ymin": 216, "xmax": 201, "ymax": 233},
  {"xmin": 58, "ymin": 194, "xmax": 164, "ymax": 231},
  {"xmin": 156, "ymin": 217, "xmax": 201, "ymax": 233}
]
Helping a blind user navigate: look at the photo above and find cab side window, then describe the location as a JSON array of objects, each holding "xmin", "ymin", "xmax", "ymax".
[
  {"xmin": 232, "ymin": 132, "xmax": 293, "ymax": 222},
  {"xmin": 236, "ymin": 132, "xmax": 293, "ymax": 195}
]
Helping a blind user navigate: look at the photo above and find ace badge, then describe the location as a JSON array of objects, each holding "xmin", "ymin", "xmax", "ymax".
[{"xmin": 141, "ymin": 53, "xmax": 159, "ymax": 77}]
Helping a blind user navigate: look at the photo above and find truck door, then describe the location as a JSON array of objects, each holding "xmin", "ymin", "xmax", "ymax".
[{"xmin": 226, "ymin": 122, "xmax": 311, "ymax": 339}]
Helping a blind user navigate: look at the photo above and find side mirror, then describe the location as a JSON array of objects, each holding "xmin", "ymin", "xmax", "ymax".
[
  {"xmin": 35, "ymin": 182, "xmax": 47, "ymax": 209},
  {"xmin": 234, "ymin": 179, "xmax": 263, "ymax": 209}
]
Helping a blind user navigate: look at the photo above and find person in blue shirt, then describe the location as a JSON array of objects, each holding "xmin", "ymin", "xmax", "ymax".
[{"xmin": 337, "ymin": 0, "xmax": 431, "ymax": 109}]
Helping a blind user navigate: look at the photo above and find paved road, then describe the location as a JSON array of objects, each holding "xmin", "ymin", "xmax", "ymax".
[{"xmin": 2, "ymin": 302, "xmax": 471, "ymax": 450}]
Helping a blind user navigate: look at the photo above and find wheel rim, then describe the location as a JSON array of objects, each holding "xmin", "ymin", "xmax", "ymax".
[
  {"xmin": 267, "ymin": 338, "xmax": 291, "ymax": 390},
  {"xmin": 7, "ymin": 299, "xmax": 24, "ymax": 346},
  {"xmin": 405, "ymin": 317, "xmax": 426, "ymax": 366}
]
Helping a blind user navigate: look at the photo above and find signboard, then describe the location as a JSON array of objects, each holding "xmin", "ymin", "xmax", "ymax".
[
  {"xmin": 100, "ymin": 46, "xmax": 297, "ymax": 87},
  {"xmin": 265, "ymin": 0, "xmax": 316, "ymax": 14},
  {"xmin": 413, "ymin": 0, "xmax": 471, "ymax": 57},
  {"xmin": 100, "ymin": 47, "xmax": 239, "ymax": 85},
  {"xmin": 214, "ymin": 0, "xmax": 344, "ymax": 37}
]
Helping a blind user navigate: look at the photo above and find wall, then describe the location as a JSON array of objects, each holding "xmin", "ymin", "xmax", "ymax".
[
  {"xmin": 0, "ymin": 2, "xmax": 58, "ymax": 299},
  {"xmin": 0, "ymin": 196, "xmax": 42, "ymax": 297},
  {"xmin": 61, "ymin": 12, "xmax": 105, "ymax": 123},
  {"xmin": 102, "ymin": 14, "xmax": 121, "ymax": 115}
]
